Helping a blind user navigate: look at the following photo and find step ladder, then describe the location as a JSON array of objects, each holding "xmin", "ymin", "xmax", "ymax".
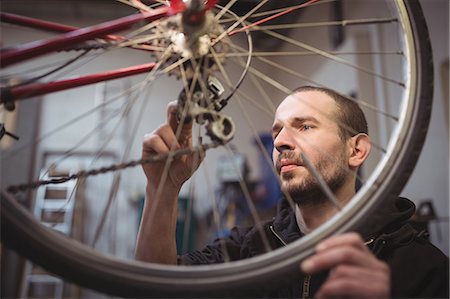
[{"xmin": 20, "ymin": 169, "xmax": 77, "ymax": 299}]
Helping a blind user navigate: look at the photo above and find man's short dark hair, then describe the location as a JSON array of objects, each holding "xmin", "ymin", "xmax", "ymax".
[{"xmin": 291, "ymin": 86, "xmax": 368, "ymax": 140}]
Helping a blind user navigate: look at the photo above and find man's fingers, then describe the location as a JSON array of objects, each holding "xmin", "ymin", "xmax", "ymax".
[
  {"xmin": 327, "ymin": 264, "xmax": 389, "ymax": 282},
  {"xmin": 167, "ymin": 101, "xmax": 179, "ymax": 132},
  {"xmin": 301, "ymin": 245, "xmax": 372, "ymax": 274},
  {"xmin": 143, "ymin": 125, "xmax": 180, "ymax": 155},
  {"xmin": 167, "ymin": 101, "xmax": 193, "ymax": 147}
]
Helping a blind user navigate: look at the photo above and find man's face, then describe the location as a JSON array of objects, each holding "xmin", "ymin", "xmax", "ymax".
[{"xmin": 271, "ymin": 91, "xmax": 350, "ymax": 205}]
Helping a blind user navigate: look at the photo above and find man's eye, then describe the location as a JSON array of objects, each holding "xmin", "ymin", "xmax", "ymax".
[{"xmin": 301, "ymin": 124, "xmax": 312, "ymax": 131}]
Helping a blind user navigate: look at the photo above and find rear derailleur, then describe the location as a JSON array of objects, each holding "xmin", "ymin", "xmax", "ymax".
[{"xmin": 177, "ymin": 76, "xmax": 234, "ymax": 144}]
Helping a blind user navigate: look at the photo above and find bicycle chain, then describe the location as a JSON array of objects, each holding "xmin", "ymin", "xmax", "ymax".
[{"xmin": 6, "ymin": 142, "xmax": 219, "ymax": 194}]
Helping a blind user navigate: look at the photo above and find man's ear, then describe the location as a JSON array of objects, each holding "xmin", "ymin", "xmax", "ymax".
[{"xmin": 348, "ymin": 133, "xmax": 371, "ymax": 168}]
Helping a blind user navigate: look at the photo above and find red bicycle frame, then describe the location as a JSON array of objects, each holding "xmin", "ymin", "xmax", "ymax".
[{"xmin": 0, "ymin": 5, "xmax": 174, "ymax": 103}]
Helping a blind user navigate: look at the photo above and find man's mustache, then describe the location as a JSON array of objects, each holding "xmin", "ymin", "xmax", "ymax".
[{"xmin": 275, "ymin": 150, "xmax": 303, "ymax": 171}]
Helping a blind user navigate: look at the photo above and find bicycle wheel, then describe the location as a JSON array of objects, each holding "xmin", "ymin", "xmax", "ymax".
[{"xmin": 1, "ymin": 0, "xmax": 433, "ymax": 297}]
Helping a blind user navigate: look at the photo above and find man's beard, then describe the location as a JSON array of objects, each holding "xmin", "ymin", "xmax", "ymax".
[{"xmin": 277, "ymin": 151, "xmax": 348, "ymax": 206}]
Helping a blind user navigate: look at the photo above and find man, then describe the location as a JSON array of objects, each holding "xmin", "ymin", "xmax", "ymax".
[{"xmin": 136, "ymin": 86, "xmax": 448, "ymax": 298}]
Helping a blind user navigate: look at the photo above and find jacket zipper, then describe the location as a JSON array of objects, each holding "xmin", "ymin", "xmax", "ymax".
[
  {"xmin": 269, "ymin": 225, "xmax": 311, "ymax": 299},
  {"xmin": 365, "ymin": 238, "xmax": 374, "ymax": 246},
  {"xmin": 302, "ymin": 275, "xmax": 311, "ymax": 299},
  {"xmin": 269, "ymin": 225, "xmax": 288, "ymax": 246}
]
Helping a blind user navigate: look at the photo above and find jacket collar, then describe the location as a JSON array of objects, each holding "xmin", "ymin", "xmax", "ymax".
[
  {"xmin": 272, "ymin": 197, "xmax": 303, "ymax": 244},
  {"xmin": 271, "ymin": 196, "xmax": 416, "ymax": 244},
  {"xmin": 356, "ymin": 197, "xmax": 416, "ymax": 239}
]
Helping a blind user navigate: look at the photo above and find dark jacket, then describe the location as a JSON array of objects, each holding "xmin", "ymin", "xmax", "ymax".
[{"xmin": 179, "ymin": 197, "xmax": 449, "ymax": 298}]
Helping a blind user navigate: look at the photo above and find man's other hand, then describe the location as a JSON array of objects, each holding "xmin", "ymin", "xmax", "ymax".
[{"xmin": 301, "ymin": 232, "xmax": 390, "ymax": 298}]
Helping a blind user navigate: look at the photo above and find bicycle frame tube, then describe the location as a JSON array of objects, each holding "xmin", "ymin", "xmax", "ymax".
[
  {"xmin": 1, "ymin": 12, "xmax": 79, "ymax": 34},
  {"xmin": 0, "ymin": 12, "xmax": 124, "ymax": 42},
  {"xmin": 2, "ymin": 63, "xmax": 157, "ymax": 103}
]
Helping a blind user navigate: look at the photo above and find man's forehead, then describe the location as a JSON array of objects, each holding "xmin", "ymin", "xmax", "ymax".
[{"xmin": 275, "ymin": 90, "xmax": 336, "ymax": 118}]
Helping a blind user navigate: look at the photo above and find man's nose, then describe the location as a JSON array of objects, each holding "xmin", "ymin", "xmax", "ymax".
[{"xmin": 274, "ymin": 128, "xmax": 295, "ymax": 153}]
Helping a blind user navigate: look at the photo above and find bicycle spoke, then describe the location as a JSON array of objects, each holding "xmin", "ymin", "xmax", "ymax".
[
  {"xmin": 224, "ymin": 144, "xmax": 271, "ymax": 253},
  {"xmin": 180, "ymin": 178, "xmax": 196, "ymax": 255},
  {"xmin": 209, "ymin": 47, "xmax": 232, "ymax": 87},
  {"xmin": 208, "ymin": 50, "xmax": 402, "ymax": 59},
  {"xmin": 244, "ymin": 18, "xmax": 398, "ymax": 32},
  {"xmin": 214, "ymin": 0, "xmax": 238, "ymax": 22},
  {"xmin": 117, "ymin": 0, "xmax": 154, "ymax": 12},
  {"xmin": 117, "ymin": 33, "xmax": 166, "ymax": 49},
  {"xmin": 202, "ymin": 157, "xmax": 232, "ymax": 263},
  {"xmin": 300, "ymin": 152, "xmax": 342, "ymax": 210},
  {"xmin": 92, "ymin": 81, "xmax": 154, "ymax": 248},
  {"xmin": 213, "ymin": 0, "xmax": 269, "ymax": 47}
]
